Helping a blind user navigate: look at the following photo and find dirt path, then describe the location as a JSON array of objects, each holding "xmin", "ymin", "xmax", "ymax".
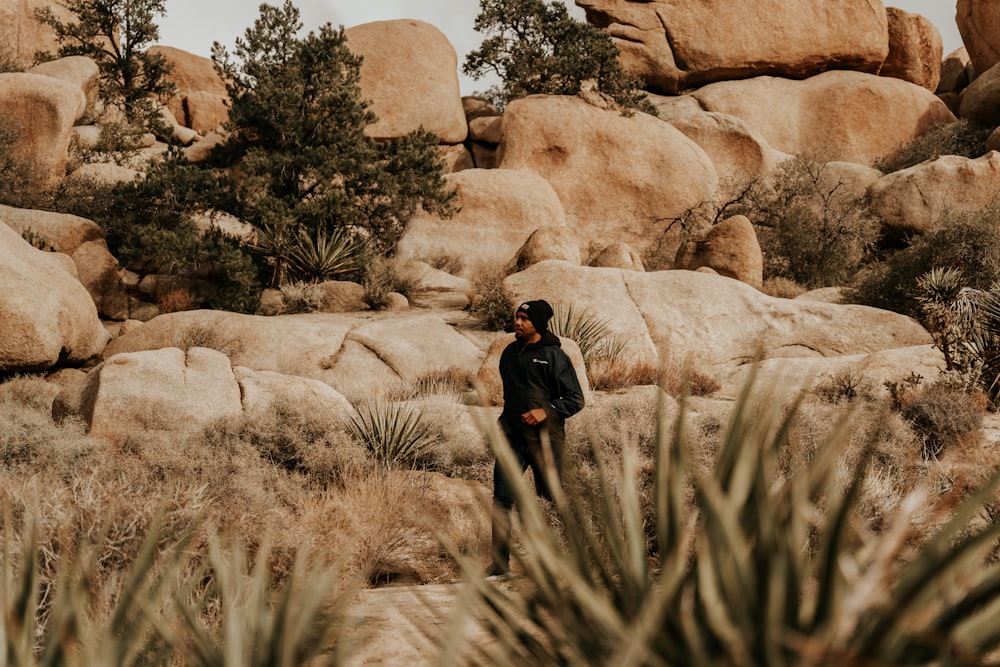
[{"xmin": 345, "ymin": 581, "xmax": 497, "ymax": 666}]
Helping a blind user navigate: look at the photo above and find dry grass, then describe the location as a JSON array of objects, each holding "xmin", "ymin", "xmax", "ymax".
[
  {"xmin": 156, "ymin": 286, "xmax": 198, "ymax": 313},
  {"xmin": 657, "ymin": 358, "xmax": 722, "ymax": 397}
]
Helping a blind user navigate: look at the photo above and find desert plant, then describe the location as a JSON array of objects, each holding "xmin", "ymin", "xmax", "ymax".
[
  {"xmin": 855, "ymin": 202, "xmax": 1000, "ymax": 317},
  {"xmin": 286, "ymin": 226, "xmax": 366, "ymax": 284},
  {"xmin": 548, "ymin": 302, "xmax": 614, "ymax": 364},
  {"xmin": 900, "ymin": 381, "xmax": 984, "ymax": 458},
  {"xmin": 464, "ymin": 0, "xmax": 655, "ymax": 115},
  {"xmin": 35, "ymin": 0, "xmax": 175, "ymax": 127},
  {"xmin": 813, "ymin": 367, "xmax": 877, "ymax": 404},
  {"xmin": 875, "ymin": 119, "xmax": 993, "ymax": 174},
  {"xmin": 347, "ymin": 400, "xmax": 440, "ymax": 469},
  {"xmin": 279, "ymin": 280, "xmax": 325, "ymax": 314},
  {"xmin": 210, "ymin": 0, "xmax": 455, "ymax": 265},
  {"xmin": 469, "ymin": 264, "xmax": 513, "ymax": 331},
  {"xmin": 448, "ymin": 373, "xmax": 1000, "ymax": 666}
]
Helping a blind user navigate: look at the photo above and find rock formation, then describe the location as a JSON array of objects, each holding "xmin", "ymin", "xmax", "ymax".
[{"xmin": 575, "ymin": 0, "xmax": 889, "ymax": 93}]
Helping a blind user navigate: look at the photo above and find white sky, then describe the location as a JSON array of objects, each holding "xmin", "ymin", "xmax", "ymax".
[{"xmin": 157, "ymin": 1, "xmax": 965, "ymax": 96}]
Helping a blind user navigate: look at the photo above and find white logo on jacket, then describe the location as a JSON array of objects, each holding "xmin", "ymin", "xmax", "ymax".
[{"xmin": 532, "ymin": 359, "xmax": 548, "ymax": 364}]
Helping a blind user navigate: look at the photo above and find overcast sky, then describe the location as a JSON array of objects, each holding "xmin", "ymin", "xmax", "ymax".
[{"xmin": 157, "ymin": 1, "xmax": 965, "ymax": 96}]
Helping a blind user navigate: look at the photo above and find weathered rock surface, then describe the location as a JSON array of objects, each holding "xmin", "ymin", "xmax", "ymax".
[
  {"xmin": 0, "ymin": 222, "xmax": 110, "ymax": 371},
  {"xmin": 149, "ymin": 45, "xmax": 229, "ymax": 133},
  {"xmin": 100, "ymin": 310, "xmax": 485, "ymax": 398},
  {"xmin": 958, "ymin": 61, "xmax": 1000, "ymax": 126},
  {"xmin": 346, "ymin": 20, "xmax": 467, "ymax": 143},
  {"xmin": 0, "ymin": 73, "xmax": 87, "ymax": 185},
  {"xmin": 676, "ymin": 71, "xmax": 955, "ymax": 166},
  {"xmin": 589, "ymin": 242, "xmax": 645, "ymax": 271},
  {"xmin": 957, "ymin": 0, "xmax": 1000, "ymax": 80},
  {"xmin": 674, "ymin": 215, "xmax": 763, "ymax": 288},
  {"xmin": 0, "ymin": 0, "xmax": 72, "ymax": 67},
  {"xmin": 881, "ymin": 7, "xmax": 942, "ymax": 91},
  {"xmin": 51, "ymin": 346, "xmax": 354, "ymax": 446},
  {"xmin": 505, "ymin": 261, "xmax": 930, "ymax": 375},
  {"xmin": 28, "ymin": 56, "xmax": 101, "ymax": 120},
  {"xmin": 476, "ymin": 333, "xmax": 591, "ymax": 409},
  {"xmin": 649, "ymin": 96, "xmax": 785, "ymax": 196},
  {"xmin": 867, "ymin": 152, "xmax": 1000, "ymax": 237},
  {"xmin": 722, "ymin": 344, "xmax": 944, "ymax": 400},
  {"xmin": 498, "ymin": 95, "xmax": 718, "ymax": 254},
  {"xmin": 575, "ymin": 0, "xmax": 889, "ymax": 94},
  {"xmin": 938, "ymin": 47, "xmax": 973, "ymax": 94},
  {"xmin": 397, "ymin": 169, "xmax": 568, "ymax": 276},
  {"xmin": 511, "ymin": 226, "xmax": 581, "ymax": 272}
]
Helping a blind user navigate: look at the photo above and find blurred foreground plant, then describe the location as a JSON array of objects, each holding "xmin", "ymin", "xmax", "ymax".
[{"xmin": 448, "ymin": 372, "xmax": 1000, "ymax": 666}]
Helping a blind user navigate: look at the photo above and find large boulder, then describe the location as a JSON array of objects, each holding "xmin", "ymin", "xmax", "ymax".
[
  {"xmin": 881, "ymin": 7, "xmax": 942, "ymax": 91},
  {"xmin": 675, "ymin": 70, "xmax": 955, "ymax": 166},
  {"xmin": 0, "ymin": 205, "xmax": 128, "ymax": 320},
  {"xmin": 938, "ymin": 47, "xmax": 973, "ymax": 95},
  {"xmin": 505, "ymin": 261, "xmax": 930, "ymax": 376},
  {"xmin": 649, "ymin": 96, "xmax": 785, "ymax": 196},
  {"xmin": 866, "ymin": 152, "xmax": 1000, "ymax": 237},
  {"xmin": 0, "ymin": 0, "xmax": 72, "ymax": 67},
  {"xmin": 346, "ymin": 20, "xmax": 467, "ymax": 144},
  {"xmin": 958, "ymin": 61, "xmax": 1000, "ymax": 126},
  {"xmin": 0, "ymin": 73, "xmax": 87, "ymax": 185},
  {"xmin": 674, "ymin": 215, "xmax": 763, "ymax": 289},
  {"xmin": 148, "ymin": 46, "xmax": 230, "ymax": 133},
  {"xmin": 397, "ymin": 169, "xmax": 568, "ymax": 276},
  {"xmin": 51, "ymin": 346, "xmax": 354, "ymax": 446},
  {"xmin": 27, "ymin": 56, "xmax": 101, "ymax": 120},
  {"xmin": 575, "ymin": 0, "xmax": 889, "ymax": 94},
  {"xmin": 957, "ymin": 0, "xmax": 1000, "ymax": 80},
  {"xmin": 476, "ymin": 333, "xmax": 591, "ymax": 409},
  {"xmin": 511, "ymin": 225, "xmax": 581, "ymax": 272},
  {"xmin": 498, "ymin": 95, "xmax": 718, "ymax": 255},
  {"xmin": 100, "ymin": 310, "xmax": 486, "ymax": 398},
  {"xmin": 0, "ymin": 222, "xmax": 110, "ymax": 371}
]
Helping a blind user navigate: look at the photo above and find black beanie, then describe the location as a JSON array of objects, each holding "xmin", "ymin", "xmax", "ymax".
[{"xmin": 516, "ymin": 300, "xmax": 554, "ymax": 332}]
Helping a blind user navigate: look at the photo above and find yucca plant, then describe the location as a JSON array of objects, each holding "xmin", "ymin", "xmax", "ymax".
[
  {"xmin": 447, "ymin": 372, "xmax": 1000, "ymax": 666},
  {"xmin": 549, "ymin": 303, "xmax": 615, "ymax": 364},
  {"xmin": 347, "ymin": 400, "xmax": 439, "ymax": 468},
  {"xmin": 166, "ymin": 535, "xmax": 357, "ymax": 666},
  {"xmin": 287, "ymin": 226, "xmax": 366, "ymax": 284}
]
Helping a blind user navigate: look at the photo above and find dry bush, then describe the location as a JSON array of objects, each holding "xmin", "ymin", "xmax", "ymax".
[
  {"xmin": 898, "ymin": 382, "xmax": 985, "ymax": 459},
  {"xmin": 174, "ymin": 325, "xmax": 246, "ymax": 359},
  {"xmin": 203, "ymin": 399, "xmax": 369, "ymax": 488},
  {"xmin": 761, "ymin": 276, "xmax": 807, "ymax": 299},
  {"xmin": 156, "ymin": 286, "xmax": 198, "ymax": 313},
  {"xmin": 279, "ymin": 280, "xmax": 324, "ymax": 313},
  {"xmin": 319, "ymin": 469, "xmax": 488, "ymax": 586},
  {"xmin": 813, "ymin": 367, "xmax": 878, "ymax": 404},
  {"xmin": 419, "ymin": 250, "xmax": 465, "ymax": 275},
  {"xmin": 658, "ymin": 359, "xmax": 721, "ymax": 397},
  {"xmin": 469, "ymin": 263, "xmax": 513, "ymax": 331},
  {"xmin": 875, "ymin": 119, "xmax": 992, "ymax": 174}
]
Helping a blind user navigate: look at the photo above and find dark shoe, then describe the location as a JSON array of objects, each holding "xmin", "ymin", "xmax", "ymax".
[{"xmin": 485, "ymin": 562, "xmax": 511, "ymax": 581}]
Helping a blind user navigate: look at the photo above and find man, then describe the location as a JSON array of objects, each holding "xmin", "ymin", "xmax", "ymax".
[{"xmin": 488, "ymin": 299, "xmax": 585, "ymax": 578}]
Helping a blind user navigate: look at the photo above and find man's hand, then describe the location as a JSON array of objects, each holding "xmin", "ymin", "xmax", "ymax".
[{"xmin": 521, "ymin": 408, "xmax": 547, "ymax": 426}]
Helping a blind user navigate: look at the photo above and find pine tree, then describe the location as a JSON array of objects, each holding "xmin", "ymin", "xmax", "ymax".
[
  {"xmin": 464, "ymin": 0, "xmax": 654, "ymax": 114},
  {"xmin": 211, "ymin": 0, "xmax": 455, "ymax": 285},
  {"xmin": 35, "ymin": 0, "xmax": 175, "ymax": 124}
]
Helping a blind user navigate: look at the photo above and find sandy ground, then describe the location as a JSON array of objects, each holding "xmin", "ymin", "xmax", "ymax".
[{"xmin": 345, "ymin": 581, "xmax": 505, "ymax": 666}]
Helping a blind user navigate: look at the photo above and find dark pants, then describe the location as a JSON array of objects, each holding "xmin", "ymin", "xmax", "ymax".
[{"xmin": 490, "ymin": 415, "xmax": 566, "ymax": 568}]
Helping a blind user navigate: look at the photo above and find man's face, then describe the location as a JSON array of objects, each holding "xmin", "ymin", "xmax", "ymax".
[{"xmin": 513, "ymin": 310, "xmax": 538, "ymax": 341}]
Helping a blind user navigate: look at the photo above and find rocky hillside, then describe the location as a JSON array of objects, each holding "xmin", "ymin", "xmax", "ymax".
[{"xmin": 1, "ymin": 0, "xmax": 998, "ymax": 455}]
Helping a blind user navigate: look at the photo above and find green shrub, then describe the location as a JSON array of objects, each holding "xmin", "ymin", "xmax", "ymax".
[
  {"xmin": 855, "ymin": 203, "xmax": 1000, "ymax": 317},
  {"xmin": 875, "ymin": 119, "xmax": 993, "ymax": 174},
  {"xmin": 451, "ymin": 372, "xmax": 1000, "ymax": 665},
  {"xmin": 464, "ymin": 0, "xmax": 655, "ymax": 115}
]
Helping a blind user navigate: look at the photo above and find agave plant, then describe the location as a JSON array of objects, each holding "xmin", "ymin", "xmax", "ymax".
[
  {"xmin": 447, "ymin": 372, "xmax": 1000, "ymax": 666},
  {"xmin": 287, "ymin": 226, "xmax": 366, "ymax": 284},
  {"xmin": 347, "ymin": 400, "xmax": 439, "ymax": 468},
  {"xmin": 548, "ymin": 303, "xmax": 615, "ymax": 364}
]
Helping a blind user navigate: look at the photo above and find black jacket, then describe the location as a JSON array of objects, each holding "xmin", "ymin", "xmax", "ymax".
[{"xmin": 499, "ymin": 331, "xmax": 585, "ymax": 422}]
